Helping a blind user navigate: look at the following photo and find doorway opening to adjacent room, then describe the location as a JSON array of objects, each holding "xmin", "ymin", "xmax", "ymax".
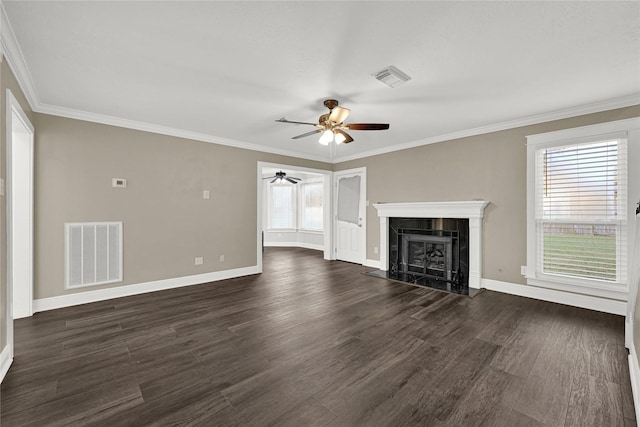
[{"xmin": 257, "ymin": 162, "xmax": 333, "ymax": 272}]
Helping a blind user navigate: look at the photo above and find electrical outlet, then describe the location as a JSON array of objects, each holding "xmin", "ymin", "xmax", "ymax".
[
  {"xmin": 195, "ymin": 257, "xmax": 203, "ymax": 265},
  {"xmin": 203, "ymin": 190, "xmax": 210, "ymax": 199},
  {"xmin": 219, "ymin": 255, "xmax": 225, "ymax": 263},
  {"xmin": 521, "ymin": 265, "xmax": 527, "ymax": 276},
  {"xmin": 374, "ymin": 246, "xmax": 379, "ymax": 254}
]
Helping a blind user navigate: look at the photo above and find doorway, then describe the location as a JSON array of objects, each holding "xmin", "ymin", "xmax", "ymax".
[
  {"xmin": 257, "ymin": 162, "xmax": 333, "ymax": 272},
  {"xmin": 334, "ymin": 167, "xmax": 366, "ymax": 264},
  {"xmin": 7, "ymin": 89, "xmax": 35, "ymax": 326}
]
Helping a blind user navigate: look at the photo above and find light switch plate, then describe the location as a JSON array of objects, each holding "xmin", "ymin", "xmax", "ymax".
[{"xmin": 112, "ymin": 178, "xmax": 127, "ymax": 188}]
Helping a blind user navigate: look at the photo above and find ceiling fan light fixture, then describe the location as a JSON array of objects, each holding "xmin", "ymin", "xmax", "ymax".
[
  {"xmin": 372, "ymin": 65, "xmax": 411, "ymax": 88},
  {"xmin": 334, "ymin": 132, "xmax": 346, "ymax": 144},
  {"xmin": 319, "ymin": 129, "xmax": 333, "ymax": 145}
]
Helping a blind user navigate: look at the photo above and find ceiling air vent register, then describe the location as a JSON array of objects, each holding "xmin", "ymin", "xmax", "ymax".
[{"xmin": 372, "ymin": 66, "xmax": 411, "ymax": 88}]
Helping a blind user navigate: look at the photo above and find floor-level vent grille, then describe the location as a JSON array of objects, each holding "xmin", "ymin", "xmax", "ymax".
[{"xmin": 65, "ymin": 222, "xmax": 122, "ymax": 288}]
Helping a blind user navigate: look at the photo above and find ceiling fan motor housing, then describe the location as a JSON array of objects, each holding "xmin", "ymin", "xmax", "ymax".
[{"xmin": 323, "ymin": 99, "xmax": 339, "ymax": 110}]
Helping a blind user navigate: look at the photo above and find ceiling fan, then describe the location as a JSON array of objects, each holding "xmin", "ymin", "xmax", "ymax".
[
  {"xmin": 276, "ymin": 99, "xmax": 389, "ymax": 145},
  {"xmin": 262, "ymin": 171, "xmax": 302, "ymax": 184}
]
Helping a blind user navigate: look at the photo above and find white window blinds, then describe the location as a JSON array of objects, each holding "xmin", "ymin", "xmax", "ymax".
[
  {"xmin": 535, "ymin": 137, "xmax": 627, "ymax": 283},
  {"xmin": 270, "ymin": 185, "xmax": 295, "ymax": 229},
  {"xmin": 302, "ymin": 182, "xmax": 323, "ymax": 230}
]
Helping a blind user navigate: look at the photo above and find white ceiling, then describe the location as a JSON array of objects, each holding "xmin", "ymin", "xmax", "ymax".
[{"xmin": 3, "ymin": 1, "xmax": 639, "ymax": 163}]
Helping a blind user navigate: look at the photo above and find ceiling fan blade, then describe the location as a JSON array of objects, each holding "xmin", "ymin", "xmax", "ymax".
[
  {"xmin": 285, "ymin": 177, "xmax": 299, "ymax": 184},
  {"xmin": 292, "ymin": 129, "xmax": 323, "ymax": 139},
  {"xmin": 288, "ymin": 176, "xmax": 302, "ymax": 181},
  {"xmin": 262, "ymin": 176, "xmax": 276, "ymax": 180},
  {"xmin": 329, "ymin": 106, "xmax": 350, "ymax": 124},
  {"xmin": 270, "ymin": 178, "xmax": 278, "ymax": 183},
  {"xmin": 334, "ymin": 129, "xmax": 354, "ymax": 144},
  {"xmin": 345, "ymin": 123, "xmax": 390, "ymax": 130},
  {"xmin": 276, "ymin": 118, "xmax": 318, "ymax": 126}
]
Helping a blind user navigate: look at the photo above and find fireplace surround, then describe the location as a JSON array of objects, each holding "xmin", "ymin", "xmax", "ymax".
[{"xmin": 373, "ymin": 201, "xmax": 489, "ymax": 293}]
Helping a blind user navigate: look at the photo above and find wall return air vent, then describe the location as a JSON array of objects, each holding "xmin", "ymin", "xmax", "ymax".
[
  {"xmin": 65, "ymin": 222, "xmax": 122, "ymax": 288},
  {"xmin": 372, "ymin": 65, "xmax": 411, "ymax": 88}
]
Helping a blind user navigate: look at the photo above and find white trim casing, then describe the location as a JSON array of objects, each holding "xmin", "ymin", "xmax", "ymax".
[
  {"xmin": 33, "ymin": 265, "xmax": 259, "ymax": 313},
  {"xmin": 374, "ymin": 201, "xmax": 490, "ymax": 290},
  {"xmin": 629, "ymin": 343, "xmax": 640, "ymax": 423},
  {"xmin": 365, "ymin": 259, "xmax": 382, "ymax": 269},
  {"xmin": 526, "ymin": 117, "xmax": 640, "ymax": 303},
  {"xmin": 0, "ymin": 344, "xmax": 12, "ymax": 383}
]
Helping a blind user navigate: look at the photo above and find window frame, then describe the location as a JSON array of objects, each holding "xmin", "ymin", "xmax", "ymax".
[{"xmin": 526, "ymin": 118, "xmax": 638, "ymax": 301}]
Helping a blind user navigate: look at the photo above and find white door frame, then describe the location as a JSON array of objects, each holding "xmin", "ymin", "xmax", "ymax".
[
  {"xmin": 333, "ymin": 167, "xmax": 366, "ymax": 265},
  {"xmin": 5, "ymin": 89, "xmax": 35, "ymax": 370},
  {"xmin": 256, "ymin": 162, "xmax": 334, "ymax": 272}
]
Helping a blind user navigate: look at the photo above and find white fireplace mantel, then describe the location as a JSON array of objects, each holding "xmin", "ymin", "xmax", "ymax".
[{"xmin": 373, "ymin": 201, "xmax": 490, "ymax": 290}]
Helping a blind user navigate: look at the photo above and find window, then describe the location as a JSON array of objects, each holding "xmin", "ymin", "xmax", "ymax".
[
  {"xmin": 527, "ymin": 118, "xmax": 638, "ymax": 298},
  {"xmin": 537, "ymin": 139, "xmax": 626, "ymax": 282},
  {"xmin": 269, "ymin": 184, "xmax": 295, "ymax": 229},
  {"xmin": 301, "ymin": 182, "xmax": 323, "ymax": 230}
]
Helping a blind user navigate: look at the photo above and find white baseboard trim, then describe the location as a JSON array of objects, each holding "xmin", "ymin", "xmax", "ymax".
[
  {"xmin": 629, "ymin": 343, "xmax": 640, "ymax": 423},
  {"xmin": 365, "ymin": 259, "xmax": 381, "ymax": 269},
  {"xmin": 297, "ymin": 242, "xmax": 324, "ymax": 251},
  {"xmin": 0, "ymin": 344, "xmax": 13, "ymax": 383},
  {"xmin": 482, "ymin": 278, "xmax": 627, "ymax": 316},
  {"xmin": 33, "ymin": 265, "xmax": 260, "ymax": 313},
  {"xmin": 264, "ymin": 242, "xmax": 324, "ymax": 251}
]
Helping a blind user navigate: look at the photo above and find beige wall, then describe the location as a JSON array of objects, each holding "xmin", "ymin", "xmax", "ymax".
[
  {"xmin": 1, "ymin": 61, "xmax": 36, "ymax": 352},
  {"xmin": 335, "ymin": 106, "xmax": 640, "ymax": 286},
  {"xmin": 33, "ymin": 114, "xmax": 330, "ymax": 299}
]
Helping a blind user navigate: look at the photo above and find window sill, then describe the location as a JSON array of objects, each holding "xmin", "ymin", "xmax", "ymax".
[{"xmin": 299, "ymin": 229, "xmax": 324, "ymax": 234}]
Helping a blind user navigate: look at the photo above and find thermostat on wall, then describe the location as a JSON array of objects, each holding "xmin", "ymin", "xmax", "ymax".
[{"xmin": 112, "ymin": 178, "xmax": 127, "ymax": 188}]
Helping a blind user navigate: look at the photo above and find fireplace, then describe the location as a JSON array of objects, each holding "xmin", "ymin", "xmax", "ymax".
[
  {"xmin": 399, "ymin": 229, "xmax": 454, "ymax": 281},
  {"xmin": 388, "ymin": 218, "xmax": 469, "ymax": 293},
  {"xmin": 372, "ymin": 201, "xmax": 489, "ymax": 295}
]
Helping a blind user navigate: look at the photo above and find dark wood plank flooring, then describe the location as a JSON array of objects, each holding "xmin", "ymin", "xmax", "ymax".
[{"xmin": 1, "ymin": 247, "xmax": 636, "ymax": 426}]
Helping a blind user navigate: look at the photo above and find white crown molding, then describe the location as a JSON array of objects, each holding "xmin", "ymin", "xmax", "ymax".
[
  {"xmin": 0, "ymin": 3, "xmax": 39, "ymax": 110},
  {"xmin": 333, "ymin": 94, "xmax": 640, "ymax": 163},
  {"xmin": 35, "ymin": 102, "xmax": 331, "ymax": 163}
]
